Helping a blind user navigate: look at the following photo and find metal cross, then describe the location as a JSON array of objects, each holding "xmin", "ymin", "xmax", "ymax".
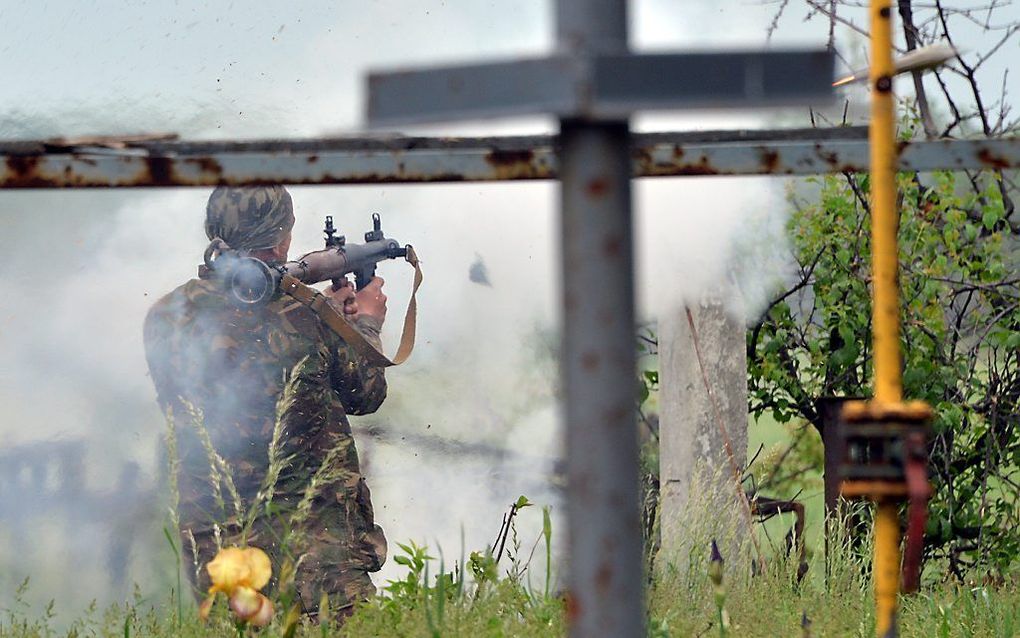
[{"xmin": 366, "ymin": 2, "xmax": 833, "ymax": 636}]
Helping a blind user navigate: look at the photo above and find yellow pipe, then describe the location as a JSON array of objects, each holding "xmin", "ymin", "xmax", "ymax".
[
  {"xmin": 870, "ymin": 0, "xmax": 902, "ymax": 405},
  {"xmin": 874, "ymin": 502, "xmax": 901, "ymax": 636},
  {"xmin": 869, "ymin": 1, "xmax": 902, "ymax": 635}
]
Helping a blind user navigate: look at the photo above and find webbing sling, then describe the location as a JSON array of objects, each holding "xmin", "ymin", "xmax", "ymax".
[{"xmin": 279, "ymin": 246, "xmax": 422, "ymax": 368}]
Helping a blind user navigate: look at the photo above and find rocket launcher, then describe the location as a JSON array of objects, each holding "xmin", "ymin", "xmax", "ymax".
[{"xmin": 204, "ymin": 213, "xmax": 410, "ymax": 306}]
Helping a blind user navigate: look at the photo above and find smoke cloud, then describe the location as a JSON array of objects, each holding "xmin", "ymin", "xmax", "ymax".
[{"xmin": 0, "ymin": 0, "xmax": 803, "ymax": 617}]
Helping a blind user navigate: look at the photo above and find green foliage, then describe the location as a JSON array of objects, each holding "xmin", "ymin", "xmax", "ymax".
[
  {"xmin": 469, "ymin": 550, "xmax": 499, "ymax": 586},
  {"xmin": 346, "ymin": 502, "xmax": 564, "ymax": 637},
  {"xmin": 384, "ymin": 541, "xmax": 435, "ymax": 604},
  {"xmin": 749, "ymin": 420, "xmax": 824, "ymax": 498},
  {"xmin": 748, "ymin": 167, "xmax": 1020, "ymax": 578},
  {"xmin": 4, "ymin": 504, "xmax": 1020, "ymax": 637},
  {"xmin": 636, "ymin": 324, "xmax": 659, "ymax": 408},
  {"xmin": 638, "ymin": 369, "xmax": 659, "ymax": 406}
]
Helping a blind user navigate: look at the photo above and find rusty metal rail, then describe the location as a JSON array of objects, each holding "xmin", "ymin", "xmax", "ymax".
[{"xmin": 2, "ymin": 128, "xmax": 1015, "ymax": 188}]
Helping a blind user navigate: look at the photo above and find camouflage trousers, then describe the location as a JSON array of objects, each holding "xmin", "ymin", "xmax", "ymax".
[{"xmin": 179, "ymin": 476, "xmax": 387, "ymax": 616}]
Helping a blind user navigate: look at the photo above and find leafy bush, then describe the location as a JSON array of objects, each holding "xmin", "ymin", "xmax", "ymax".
[{"xmin": 748, "ymin": 165, "xmax": 1020, "ymax": 579}]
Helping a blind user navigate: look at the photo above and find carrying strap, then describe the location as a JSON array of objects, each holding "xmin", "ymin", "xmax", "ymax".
[{"xmin": 279, "ymin": 246, "xmax": 422, "ymax": 368}]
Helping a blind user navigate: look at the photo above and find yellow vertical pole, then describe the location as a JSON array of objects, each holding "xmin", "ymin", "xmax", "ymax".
[
  {"xmin": 870, "ymin": 4, "xmax": 902, "ymax": 404},
  {"xmin": 873, "ymin": 502, "xmax": 901, "ymax": 635},
  {"xmin": 869, "ymin": 1, "xmax": 902, "ymax": 636}
]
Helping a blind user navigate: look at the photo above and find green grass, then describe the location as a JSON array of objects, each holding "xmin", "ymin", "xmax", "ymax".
[
  {"xmin": 4, "ymin": 486, "xmax": 1019, "ymax": 638},
  {"xmin": 650, "ymin": 563, "xmax": 1020, "ymax": 637},
  {"xmin": 3, "ymin": 545, "xmax": 1018, "ymax": 637}
]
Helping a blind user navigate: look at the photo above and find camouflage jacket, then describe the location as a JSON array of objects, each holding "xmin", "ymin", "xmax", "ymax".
[{"xmin": 143, "ymin": 276, "xmax": 387, "ymax": 561}]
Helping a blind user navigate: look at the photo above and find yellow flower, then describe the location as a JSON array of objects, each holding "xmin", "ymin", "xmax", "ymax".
[
  {"xmin": 229, "ymin": 586, "xmax": 262, "ymax": 619},
  {"xmin": 199, "ymin": 546, "xmax": 274, "ymax": 625},
  {"xmin": 207, "ymin": 546, "xmax": 272, "ymax": 595},
  {"xmin": 248, "ymin": 593, "xmax": 274, "ymax": 627},
  {"xmin": 225, "ymin": 587, "xmax": 274, "ymax": 626}
]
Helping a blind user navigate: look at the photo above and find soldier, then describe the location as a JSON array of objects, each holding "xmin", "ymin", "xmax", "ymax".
[{"xmin": 144, "ymin": 185, "xmax": 388, "ymax": 620}]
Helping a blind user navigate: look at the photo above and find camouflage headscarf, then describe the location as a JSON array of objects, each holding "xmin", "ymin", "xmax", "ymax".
[{"xmin": 205, "ymin": 186, "xmax": 295, "ymax": 251}]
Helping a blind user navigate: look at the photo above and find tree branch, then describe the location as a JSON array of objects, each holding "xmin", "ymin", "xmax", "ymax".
[{"xmin": 898, "ymin": 0, "xmax": 940, "ymax": 138}]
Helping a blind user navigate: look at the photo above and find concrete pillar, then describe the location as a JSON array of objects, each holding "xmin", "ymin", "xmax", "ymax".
[{"xmin": 658, "ymin": 295, "xmax": 748, "ymax": 563}]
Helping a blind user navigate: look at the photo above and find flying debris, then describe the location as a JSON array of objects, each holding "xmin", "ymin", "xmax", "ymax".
[
  {"xmin": 469, "ymin": 252, "xmax": 492, "ymax": 287},
  {"xmin": 833, "ymin": 43, "xmax": 959, "ymax": 87}
]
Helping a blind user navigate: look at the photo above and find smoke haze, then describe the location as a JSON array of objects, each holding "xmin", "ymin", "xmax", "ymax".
[{"xmin": 0, "ymin": 0, "xmax": 882, "ymax": 617}]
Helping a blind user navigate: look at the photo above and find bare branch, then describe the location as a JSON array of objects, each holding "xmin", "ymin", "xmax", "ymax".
[
  {"xmin": 766, "ymin": 0, "xmax": 793, "ymax": 41},
  {"xmin": 973, "ymin": 24, "xmax": 1020, "ymax": 71},
  {"xmin": 899, "ymin": 0, "xmax": 940, "ymax": 138},
  {"xmin": 803, "ymin": 0, "xmax": 908, "ymax": 54},
  {"xmin": 828, "ymin": 0, "xmax": 837, "ymax": 50}
]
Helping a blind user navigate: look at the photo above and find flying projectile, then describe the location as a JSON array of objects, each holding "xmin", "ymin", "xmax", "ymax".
[{"xmin": 833, "ymin": 43, "xmax": 959, "ymax": 87}]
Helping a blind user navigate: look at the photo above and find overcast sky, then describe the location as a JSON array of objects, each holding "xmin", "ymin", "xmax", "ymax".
[
  {"xmin": 1, "ymin": 1, "xmax": 1011, "ymax": 138},
  {"xmin": 0, "ymin": 0, "xmax": 879, "ymax": 139}
]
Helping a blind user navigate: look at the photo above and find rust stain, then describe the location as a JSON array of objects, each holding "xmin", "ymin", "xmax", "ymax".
[
  {"xmin": 640, "ymin": 162, "xmax": 720, "ymax": 177},
  {"xmin": 6, "ymin": 156, "xmax": 39, "ymax": 177},
  {"xmin": 565, "ymin": 591, "xmax": 580, "ymax": 622},
  {"xmin": 815, "ymin": 143, "xmax": 841, "ymax": 167},
  {"xmin": 187, "ymin": 157, "xmax": 225, "ymax": 177},
  {"xmin": 634, "ymin": 147, "xmax": 720, "ymax": 176},
  {"xmin": 977, "ymin": 148, "xmax": 1011, "ymax": 170},
  {"xmin": 603, "ymin": 235, "xmax": 623, "ymax": 257},
  {"xmin": 669, "ymin": 164, "xmax": 720, "ymax": 176},
  {"xmin": 484, "ymin": 149, "xmax": 550, "ymax": 180},
  {"xmin": 587, "ymin": 176, "xmax": 610, "ymax": 197},
  {"xmin": 759, "ymin": 149, "xmax": 780, "ymax": 174},
  {"xmin": 580, "ymin": 351, "xmax": 600, "ymax": 372},
  {"xmin": 0, "ymin": 157, "xmax": 486, "ymax": 188},
  {"xmin": 3, "ymin": 156, "xmax": 49, "ymax": 187},
  {"xmin": 1, "ymin": 155, "xmax": 113, "ymax": 188}
]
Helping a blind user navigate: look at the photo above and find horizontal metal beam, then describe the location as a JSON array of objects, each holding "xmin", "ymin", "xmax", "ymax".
[
  {"xmin": 367, "ymin": 50, "xmax": 835, "ymax": 125},
  {"xmin": 638, "ymin": 138, "xmax": 1020, "ymax": 176},
  {"xmin": 0, "ymin": 125, "xmax": 868, "ymax": 155},
  {"xmin": 0, "ymin": 131, "xmax": 1015, "ymax": 188}
]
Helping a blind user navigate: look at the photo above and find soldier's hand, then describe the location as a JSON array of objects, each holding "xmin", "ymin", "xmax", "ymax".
[
  {"xmin": 355, "ymin": 277, "xmax": 387, "ymax": 323},
  {"xmin": 325, "ymin": 278, "xmax": 359, "ymax": 316}
]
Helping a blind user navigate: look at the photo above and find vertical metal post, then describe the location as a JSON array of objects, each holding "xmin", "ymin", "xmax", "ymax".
[
  {"xmin": 557, "ymin": 2, "xmax": 644, "ymax": 637},
  {"xmin": 868, "ymin": 1, "xmax": 902, "ymax": 635},
  {"xmin": 869, "ymin": 4, "xmax": 902, "ymax": 406}
]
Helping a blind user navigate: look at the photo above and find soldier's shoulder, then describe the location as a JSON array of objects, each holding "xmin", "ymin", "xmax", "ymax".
[{"xmin": 145, "ymin": 279, "xmax": 221, "ymax": 329}]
